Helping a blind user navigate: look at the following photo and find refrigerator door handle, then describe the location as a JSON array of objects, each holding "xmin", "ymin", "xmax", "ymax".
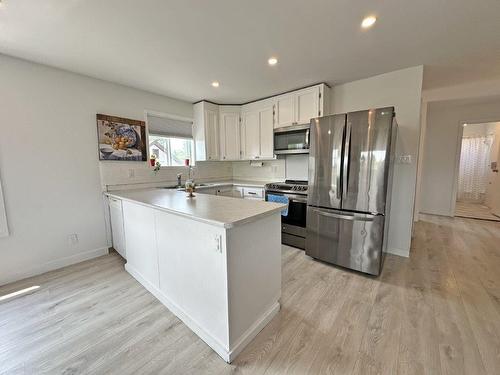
[
  {"xmin": 310, "ymin": 208, "xmax": 375, "ymax": 222},
  {"xmin": 342, "ymin": 122, "xmax": 351, "ymax": 202}
]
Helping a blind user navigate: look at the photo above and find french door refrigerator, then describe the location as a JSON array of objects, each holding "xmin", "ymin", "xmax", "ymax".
[{"xmin": 306, "ymin": 107, "xmax": 397, "ymax": 276}]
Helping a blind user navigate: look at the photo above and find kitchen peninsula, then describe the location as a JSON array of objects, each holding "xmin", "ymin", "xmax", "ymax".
[{"xmin": 105, "ymin": 188, "xmax": 285, "ymax": 362}]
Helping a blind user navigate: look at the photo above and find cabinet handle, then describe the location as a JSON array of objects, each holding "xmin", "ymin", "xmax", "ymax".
[{"xmin": 247, "ymin": 192, "xmax": 257, "ymax": 195}]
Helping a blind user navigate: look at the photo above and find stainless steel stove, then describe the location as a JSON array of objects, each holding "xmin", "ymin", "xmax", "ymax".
[{"xmin": 265, "ymin": 180, "xmax": 308, "ymax": 250}]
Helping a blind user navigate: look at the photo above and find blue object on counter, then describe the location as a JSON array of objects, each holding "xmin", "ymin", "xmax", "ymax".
[{"xmin": 267, "ymin": 194, "xmax": 289, "ymax": 216}]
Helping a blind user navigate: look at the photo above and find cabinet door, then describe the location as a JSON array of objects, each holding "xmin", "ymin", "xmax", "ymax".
[
  {"xmin": 242, "ymin": 111, "xmax": 260, "ymax": 159},
  {"xmin": 205, "ymin": 109, "xmax": 219, "ymax": 160},
  {"xmin": 216, "ymin": 187, "xmax": 234, "ymax": 197},
  {"xmin": 275, "ymin": 93, "xmax": 295, "ymax": 128},
  {"xmin": 232, "ymin": 187, "xmax": 243, "ymax": 198},
  {"xmin": 122, "ymin": 201, "xmax": 159, "ymax": 288},
  {"xmin": 295, "ymin": 86, "xmax": 320, "ymax": 125},
  {"xmin": 220, "ymin": 112, "xmax": 240, "ymax": 161},
  {"xmin": 259, "ymin": 106, "xmax": 274, "ymax": 158},
  {"xmin": 109, "ymin": 197, "xmax": 126, "ymax": 258}
]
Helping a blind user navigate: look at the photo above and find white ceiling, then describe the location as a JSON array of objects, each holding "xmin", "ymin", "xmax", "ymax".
[{"xmin": 1, "ymin": 0, "xmax": 500, "ymax": 103}]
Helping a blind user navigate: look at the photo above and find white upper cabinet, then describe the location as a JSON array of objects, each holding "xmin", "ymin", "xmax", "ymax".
[
  {"xmin": 275, "ymin": 93, "xmax": 295, "ymax": 128},
  {"xmin": 241, "ymin": 110, "xmax": 260, "ymax": 159},
  {"xmin": 273, "ymin": 84, "xmax": 328, "ymax": 128},
  {"xmin": 205, "ymin": 109, "xmax": 219, "ymax": 160},
  {"xmin": 241, "ymin": 98, "xmax": 275, "ymax": 160},
  {"xmin": 295, "ymin": 86, "xmax": 321, "ymax": 125},
  {"xmin": 219, "ymin": 106, "xmax": 241, "ymax": 161},
  {"xmin": 193, "ymin": 84, "xmax": 329, "ymax": 161},
  {"xmin": 193, "ymin": 101, "xmax": 219, "ymax": 161},
  {"xmin": 259, "ymin": 105, "xmax": 274, "ymax": 159}
]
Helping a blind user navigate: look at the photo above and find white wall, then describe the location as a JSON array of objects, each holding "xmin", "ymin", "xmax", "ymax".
[
  {"xmin": 462, "ymin": 122, "xmax": 497, "ymax": 137},
  {"xmin": 0, "ymin": 54, "xmax": 196, "ymax": 285},
  {"xmin": 330, "ymin": 66, "xmax": 424, "ymax": 257},
  {"xmin": 232, "ymin": 160, "xmax": 285, "ymax": 182},
  {"xmin": 420, "ymin": 99, "xmax": 500, "ymax": 216},
  {"xmin": 0, "ymin": 173, "xmax": 8, "ymax": 238}
]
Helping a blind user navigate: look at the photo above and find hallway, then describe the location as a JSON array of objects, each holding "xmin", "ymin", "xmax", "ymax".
[{"xmin": 455, "ymin": 201, "xmax": 500, "ymax": 221}]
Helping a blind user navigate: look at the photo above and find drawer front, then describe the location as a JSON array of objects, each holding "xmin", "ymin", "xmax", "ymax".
[{"xmin": 242, "ymin": 187, "xmax": 264, "ymax": 199}]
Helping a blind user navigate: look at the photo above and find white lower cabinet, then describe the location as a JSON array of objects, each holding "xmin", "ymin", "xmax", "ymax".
[
  {"xmin": 215, "ymin": 186, "xmax": 233, "ymax": 196},
  {"xmin": 120, "ymin": 198, "xmax": 281, "ymax": 363},
  {"xmin": 156, "ymin": 213, "xmax": 228, "ymax": 341},
  {"xmin": 242, "ymin": 187, "xmax": 264, "ymax": 201},
  {"xmin": 122, "ymin": 201, "xmax": 159, "ymax": 287},
  {"xmin": 109, "ymin": 197, "xmax": 126, "ymax": 259}
]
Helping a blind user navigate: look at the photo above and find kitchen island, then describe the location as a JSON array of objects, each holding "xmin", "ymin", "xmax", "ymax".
[{"xmin": 105, "ymin": 189, "xmax": 285, "ymax": 363}]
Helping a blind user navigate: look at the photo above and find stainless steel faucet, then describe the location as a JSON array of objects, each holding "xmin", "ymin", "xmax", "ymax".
[{"xmin": 177, "ymin": 173, "xmax": 182, "ymax": 187}]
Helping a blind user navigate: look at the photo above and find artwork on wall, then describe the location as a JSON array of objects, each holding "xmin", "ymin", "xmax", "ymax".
[{"xmin": 96, "ymin": 114, "xmax": 147, "ymax": 161}]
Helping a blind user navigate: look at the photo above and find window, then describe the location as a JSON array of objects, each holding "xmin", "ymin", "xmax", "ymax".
[
  {"xmin": 146, "ymin": 113, "xmax": 194, "ymax": 166},
  {"xmin": 149, "ymin": 135, "xmax": 194, "ymax": 166}
]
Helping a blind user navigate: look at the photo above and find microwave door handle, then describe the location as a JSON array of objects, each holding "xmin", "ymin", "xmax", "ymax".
[{"xmin": 311, "ymin": 208, "xmax": 374, "ymax": 222}]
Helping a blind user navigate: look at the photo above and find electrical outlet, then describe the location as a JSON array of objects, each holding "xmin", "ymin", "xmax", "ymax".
[
  {"xmin": 128, "ymin": 169, "xmax": 135, "ymax": 178},
  {"xmin": 68, "ymin": 233, "xmax": 79, "ymax": 246},
  {"xmin": 398, "ymin": 155, "xmax": 412, "ymax": 164}
]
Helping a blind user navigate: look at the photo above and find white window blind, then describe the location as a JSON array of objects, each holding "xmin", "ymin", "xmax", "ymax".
[
  {"xmin": 0, "ymin": 176, "xmax": 8, "ymax": 238},
  {"xmin": 147, "ymin": 115, "xmax": 193, "ymax": 138}
]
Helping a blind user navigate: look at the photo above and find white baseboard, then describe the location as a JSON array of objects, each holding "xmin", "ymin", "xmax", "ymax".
[
  {"xmin": 228, "ymin": 300, "xmax": 280, "ymax": 362},
  {"xmin": 125, "ymin": 263, "xmax": 279, "ymax": 363},
  {"xmin": 0, "ymin": 247, "xmax": 109, "ymax": 286},
  {"xmin": 385, "ymin": 247, "xmax": 409, "ymax": 257}
]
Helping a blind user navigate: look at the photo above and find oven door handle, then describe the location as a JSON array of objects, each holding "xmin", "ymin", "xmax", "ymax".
[{"xmin": 289, "ymin": 198, "xmax": 307, "ymax": 203}]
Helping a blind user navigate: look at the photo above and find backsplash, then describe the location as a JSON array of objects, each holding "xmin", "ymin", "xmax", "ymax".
[
  {"xmin": 100, "ymin": 161, "xmax": 232, "ymax": 190},
  {"xmin": 232, "ymin": 160, "xmax": 285, "ymax": 182},
  {"xmin": 285, "ymin": 154, "xmax": 309, "ymax": 181}
]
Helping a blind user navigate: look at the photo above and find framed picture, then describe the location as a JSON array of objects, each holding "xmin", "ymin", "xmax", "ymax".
[{"xmin": 96, "ymin": 114, "xmax": 147, "ymax": 161}]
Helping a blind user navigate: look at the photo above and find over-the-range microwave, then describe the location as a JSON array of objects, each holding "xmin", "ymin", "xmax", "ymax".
[{"xmin": 273, "ymin": 124, "xmax": 310, "ymax": 155}]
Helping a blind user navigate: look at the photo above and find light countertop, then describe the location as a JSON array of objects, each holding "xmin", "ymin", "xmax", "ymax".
[
  {"xmin": 105, "ymin": 188, "xmax": 286, "ymax": 229},
  {"xmin": 192, "ymin": 180, "xmax": 277, "ymax": 189}
]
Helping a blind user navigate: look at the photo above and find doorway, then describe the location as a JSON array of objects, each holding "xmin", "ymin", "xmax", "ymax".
[{"xmin": 455, "ymin": 122, "xmax": 500, "ymax": 221}]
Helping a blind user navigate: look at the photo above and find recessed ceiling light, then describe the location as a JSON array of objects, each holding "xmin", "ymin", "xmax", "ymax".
[
  {"xmin": 268, "ymin": 57, "xmax": 278, "ymax": 66},
  {"xmin": 463, "ymin": 123, "xmax": 468, "ymax": 127},
  {"xmin": 211, "ymin": 81, "xmax": 219, "ymax": 88},
  {"xmin": 361, "ymin": 16, "xmax": 377, "ymax": 29}
]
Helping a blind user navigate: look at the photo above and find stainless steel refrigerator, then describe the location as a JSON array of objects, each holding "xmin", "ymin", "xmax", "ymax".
[{"xmin": 306, "ymin": 107, "xmax": 397, "ymax": 276}]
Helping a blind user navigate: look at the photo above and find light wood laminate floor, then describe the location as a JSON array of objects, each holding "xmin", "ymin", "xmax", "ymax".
[
  {"xmin": 455, "ymin": 200, "xmax": 500, "ymax": 222},
  {"xmin": 1, "ymin": 214, "xmax": 500, "ymax": 374}
]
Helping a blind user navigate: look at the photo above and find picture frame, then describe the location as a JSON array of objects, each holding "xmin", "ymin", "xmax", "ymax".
[{"xmin": 96, "ymin": 114, "xmax": 147, "ymax": 161}]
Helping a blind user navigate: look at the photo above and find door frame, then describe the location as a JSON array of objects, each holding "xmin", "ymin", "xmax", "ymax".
[{"xmin": 451, "ymin": 117, "xmax": 500, "ymax": 216}]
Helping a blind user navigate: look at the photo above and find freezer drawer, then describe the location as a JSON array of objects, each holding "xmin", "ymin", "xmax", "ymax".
[{"xmin": 305, "ymin": 207, "xmax": 385, "ymax": 275}]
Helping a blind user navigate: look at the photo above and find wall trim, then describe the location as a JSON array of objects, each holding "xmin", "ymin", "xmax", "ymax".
[{"xmin": 0, "ymin": 247, "xmax": 109, "ymax": 286}]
